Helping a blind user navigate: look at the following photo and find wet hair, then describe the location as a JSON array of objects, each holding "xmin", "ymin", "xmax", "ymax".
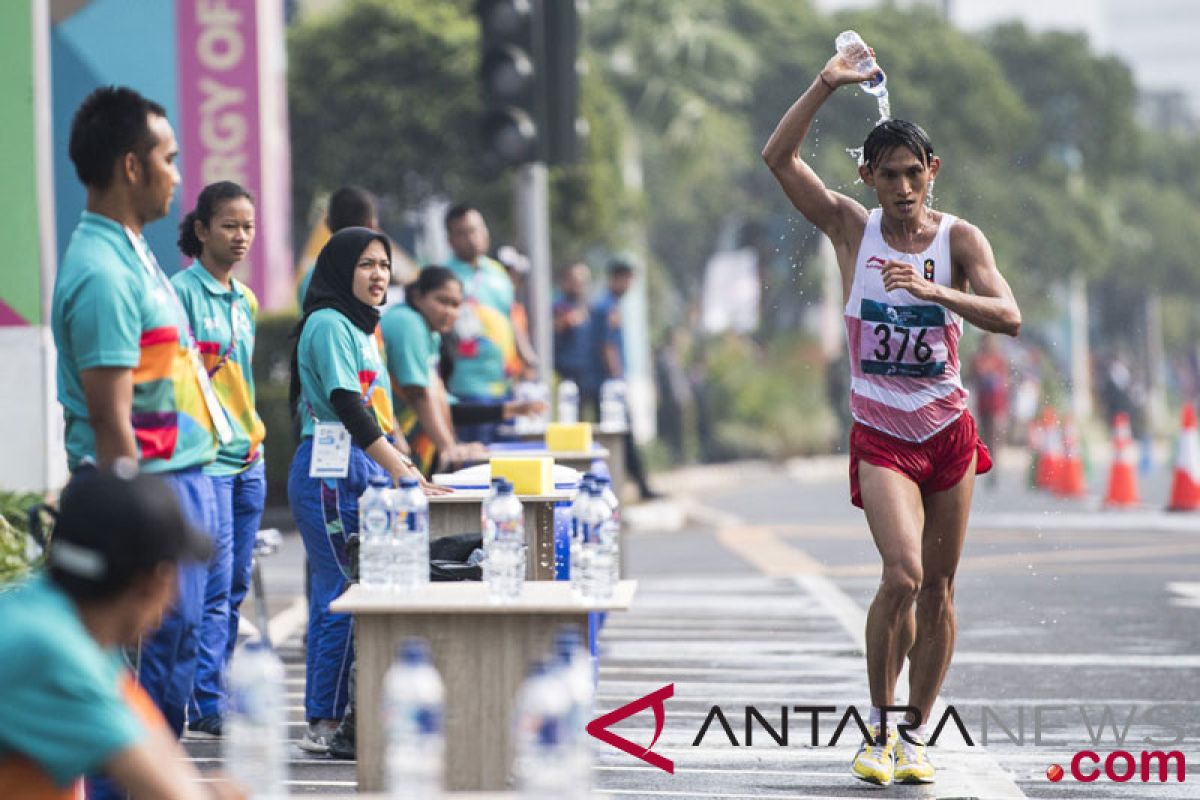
[
  {"xmin": 177, "ymin": 181, "xmax": 255, "ymax": 258},
  {"xmin": 862, "ymin": 119, "xmax": 935, "ymax": 171},
  {"xmin": 406, "ymin": 265, "xmax": 462, "ymax": 306},
  {"xmin": 328, "ymin": 186, "xmax": 377, "ymax": 232},
  {"xmin": 69, "ymin": 86, "xmax": 167, "ymax": 189},
  {"xmin": 444, "ymin": 203, "xmax": 480, "ymax": 231}
]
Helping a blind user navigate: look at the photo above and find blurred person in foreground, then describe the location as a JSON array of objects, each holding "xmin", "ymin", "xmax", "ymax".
[
  {"xmin": 763, "ymin": 44, "xmax": 1020, "ymax": 786},
  {"xmin": 0, "ymin": 466, "xmax": 242, "ymax": 800}
]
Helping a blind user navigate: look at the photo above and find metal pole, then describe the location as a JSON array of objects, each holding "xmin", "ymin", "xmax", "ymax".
[{"xmin": 515, "ymin": 162, "xmax": 554, "ymax": 377}]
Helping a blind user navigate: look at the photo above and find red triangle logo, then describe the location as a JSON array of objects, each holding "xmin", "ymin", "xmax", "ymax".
[{"xmin": 586, "ymin": 683, "xmax": 675, "ymax": 774}]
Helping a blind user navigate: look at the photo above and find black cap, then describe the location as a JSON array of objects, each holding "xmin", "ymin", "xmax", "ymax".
[{"xmin": 48, "ymin": 465, "xmax": 212, "ymax": 598}]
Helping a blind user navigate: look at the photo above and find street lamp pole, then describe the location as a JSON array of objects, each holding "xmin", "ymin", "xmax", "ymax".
[{"xmin": 515, "ymin": 161, "xmax": 553, "ymax": 377}]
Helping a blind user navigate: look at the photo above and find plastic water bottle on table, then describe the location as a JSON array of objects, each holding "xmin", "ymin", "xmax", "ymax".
[
  {"xmin": 359, "ymin": 475, "xmax": 395, "ymax": 591},
  {"xmin": 557, "ymin": 379, "xmax": 580, "ymax": 424},
  {"xmin": 514, "ymin": 661, "xmax": 574, "ymax": 797},
  {"xmin": 484, "ymin": 480, "xmax": 525, "ymax": 601},
  {"xmin": 385, "ymin": 639, "xmax": 445, "ymax": 799},
  {"xmin": 392, "ymin": 477, "xmax": 429, "ymax": 592}
]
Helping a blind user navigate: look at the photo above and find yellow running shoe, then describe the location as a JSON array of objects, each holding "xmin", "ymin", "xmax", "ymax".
[
  {"xmin": 894, "ymin": 734, "xmax": 936, "ymax": 784},
  {"xmin": 851, "ymin": 724, "xmax": 898, "ymax": 786}
]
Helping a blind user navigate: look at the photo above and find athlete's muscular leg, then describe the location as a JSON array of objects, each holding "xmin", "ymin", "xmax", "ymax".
[
  {"xmin": 859, "ymin": 462, "xmax": 925, "ymax": 712},
  {"xmin": 907, "ymin": 453, "xmax": 977, "ymax": 723}
]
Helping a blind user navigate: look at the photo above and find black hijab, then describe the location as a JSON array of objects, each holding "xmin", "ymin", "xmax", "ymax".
[{"xmin": 289, "ymin": 227, "xmax": 391, "ymax": 410}]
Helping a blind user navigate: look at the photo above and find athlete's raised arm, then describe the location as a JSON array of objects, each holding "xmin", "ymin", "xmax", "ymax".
[{"xmin": 762, "ymin": 51, "xmax": 878, "ymax": 247}]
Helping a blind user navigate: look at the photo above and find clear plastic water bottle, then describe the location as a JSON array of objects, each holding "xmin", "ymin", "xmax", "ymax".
[
  {"xmin": 835, "ymin": 30, "xmax": 887, "ymax": 97},
  {"xmin": 557, "ymin": 379, "xmax": 579, "ymax": 424},
  {"xmin": 359, "ymin": 475, "xmax": 396, "ymax": 591},
  {"xmin": 393, "ymin": 477, "xmax": 430, "ymax": 592},
  {"xmin": 385, "ymin": 639, "xmax": 445, "ymax": 799},
  {"xmin": 485, "ymin": 481, "xmax": 525, "ymax": 602},
  {"xmin": 481, "ymin": 476, "xmax": 506, "ymax": 554},
  {"xmin": 514, "ymin": 380, "xmax": 550, "ymax": 435},
  {"xmin": 568, "ymin": 475, "xmax": 596, "ymax": 597},
  {"xmin": 553, "ymin": 628, "xmax": 595, "ymax": 797},
  {"xmin": 598, "ymin": 379, "xmax": 627, "ymax": 428},
  {"xmin": 577, "ymin": 484, "xmax": 614, "ymax": 603},
  {"xmin": 595, "ymin": 475, "xmax": 621, "ymax": 589},
  {"xmin": 225, "ymin": 640, "xmax": 286, "ymax": 799},
  {"xmin": 514, "ymin": 661, "xmax": 574, "ymax": 797}
]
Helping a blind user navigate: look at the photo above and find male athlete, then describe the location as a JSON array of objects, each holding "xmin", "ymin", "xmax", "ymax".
[{"xmin": 762, "ymin": 49, "xmax": 1021, "ymax": 785}]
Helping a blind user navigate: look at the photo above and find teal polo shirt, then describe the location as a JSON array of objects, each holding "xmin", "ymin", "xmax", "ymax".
[
  {"xmin": 0, "ymin": 574, "xmax": 144, "ymax": 787},
  {"xmin": 296, "ymin": 308, "xmax": 395, "ymax": 439},
  {"xmin": 380, "ymin": 303, "xmax": 441, "ymax": 433},
  {"xmin": 51, "ymin": 211, "xmax": 218, "ymax": 473},
  {"xmin": 171, "ymin": 264, "xmax": 266, "ymax": 476},
  {"xmin": 444, "ymin": 256, "xmax": 514, "ymax": 399}
]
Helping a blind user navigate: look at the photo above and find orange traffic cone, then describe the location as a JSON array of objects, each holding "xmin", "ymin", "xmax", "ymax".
[
  {"xmin": 1104, "ymin": 413, "xmax": 1140, "ymax": 508},
  {"xmin": 1167, "ymin": 403, "xmax": 1200, "ymax": 511},
  {"xmin": 1055, "ymin": 415, "xmax": 1086, "ymax": 498},
  {"xmin": 1036, "ymin": 411, "xmax": 1062, "ymax": 491}
]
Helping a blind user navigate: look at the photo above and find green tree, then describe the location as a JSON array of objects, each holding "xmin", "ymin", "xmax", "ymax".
[{"xmin": 287, "ymin": 0, "xmax": 627, "ymax": 258}]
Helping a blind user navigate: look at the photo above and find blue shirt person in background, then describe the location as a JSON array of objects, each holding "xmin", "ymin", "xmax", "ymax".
[
  {"xmin": 588, "ymin": 259, "xmax": 661, "ymax": 500},
  {"xmin": 296, "ymin": 186, "xmax": 379, "ymax": 309},
  {"xmin": 552, "ymin": 261, "xmax": 592, "ymax": 390}
]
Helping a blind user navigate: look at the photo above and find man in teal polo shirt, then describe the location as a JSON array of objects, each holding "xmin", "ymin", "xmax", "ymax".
[
  {"xmin": 51, "ymin": 86, "xmax": 220, "ymax": 746},
  {"xmin": 443, "ymin": 204, "xmax": 516, "ymax": 442}
]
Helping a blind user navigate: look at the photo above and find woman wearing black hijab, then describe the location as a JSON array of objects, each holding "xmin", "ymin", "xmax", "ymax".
[{"xmin": 286, "ymin": 227, "xmax": 429, "ymax": 752}]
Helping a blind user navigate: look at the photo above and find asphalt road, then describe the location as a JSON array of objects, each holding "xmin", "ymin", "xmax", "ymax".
[{"xmin": 189, "ymin": 452, "xmax": 1200, "ymax": 798}]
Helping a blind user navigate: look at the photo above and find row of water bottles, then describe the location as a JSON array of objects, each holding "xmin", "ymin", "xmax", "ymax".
[
  {"xmin": 570, "ymin": 472, "xmax": 620, "ymax": 603},
  {"xmin": 359, "ymin": 475, "xmax": 430, "ymax": 592},
  {"xmin": 556, "ymin": 379, "xmax": 628, "ymax": 429},
  {"xmin": 514, "ymin": 627, "xmax": 596, "ymax": 799},
  {"xmin": 384, "ymin": 629, "xmax": 595, "ymax": 799}
]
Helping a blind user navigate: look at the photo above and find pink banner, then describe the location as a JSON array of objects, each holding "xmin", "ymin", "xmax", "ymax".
[{"xmin": 177, "ymin": 0, "xmax": 264, "ymax": 299}]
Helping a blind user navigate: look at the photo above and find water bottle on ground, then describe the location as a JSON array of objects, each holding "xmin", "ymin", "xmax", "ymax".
[
  {"xmin": 385, "ymin": 639, "xmax": 445, "ymax": 799},
  {"xmin": 595, "ymin": 475, "xmax": 621, "ymax": 589},
  {"xmin": 554, "ymin": 628, "xmax": 595, "ymax": 797},
  {"xmin": 569, "ymin": 475, "xmax": 596, "ymax": 597},
  {"xmin": 577, "ymin": 483, "xmax": 614, "ymax": 603},
  {"xmin": 599, "ymin": 380, "xmax": 627, "ymax": 428},
  {"xmin": 393, "ymin": 477, "xmax": 430, "ymax": 592},
  {"xmin": 485, "ymin": 481, "xmax": 525, "ymax": 601},
  {"xmin": 513, "ymin": 661, "xmax": 574, "ymax": 796},
  {"xmin": 557, "ymin": 380, "xmax": 580, "ymax": 424},
  {"xmin": 835, "ymin": 30, "xmax": 886, "ymax": 96},
  {"xmin": 359, "ymin": 475, "xmax": 396, "ymax": 591},
  {"xmin": 225, "ymin": 640, "xmax": 286, "ymax": 798}
]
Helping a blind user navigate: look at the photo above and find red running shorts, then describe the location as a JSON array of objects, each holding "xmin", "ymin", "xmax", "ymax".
[{"xmin": 849, "ymin": 411, "xmax": 993, "ymax": 509}]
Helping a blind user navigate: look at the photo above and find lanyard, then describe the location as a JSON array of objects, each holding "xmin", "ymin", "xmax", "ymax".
[
  {"xmin": 205, "ymin": 291, "xmax": 242, "ymax": 378},
  {"xmin": 123, "ymin": 227, "xmax": 234, "ymax": 444}
]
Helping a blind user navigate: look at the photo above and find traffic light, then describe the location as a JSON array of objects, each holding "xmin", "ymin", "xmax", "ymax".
[{"xmin": 477, "ymin": 0, "xmax": 580, "ymax": 166}]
